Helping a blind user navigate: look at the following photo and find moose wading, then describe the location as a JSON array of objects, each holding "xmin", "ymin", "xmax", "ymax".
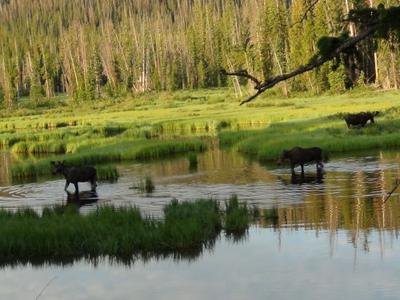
[
  {"xmin": 278, "ymin": 147, "xmax": 324, "ymax": 176},
  {"xmin": 51, "ymin": 161, "xmax": 97, "ymax": 195}
]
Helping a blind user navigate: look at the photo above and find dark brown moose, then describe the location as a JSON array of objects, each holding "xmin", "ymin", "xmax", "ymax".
[
  {"xmin": 51, "ymin": 160, "xmax": 97, "ymax": 195},
  {"xmin": 344, "ymin": 111, "xmax": 379, "ymax": 128},
  {"xmin": 277, "ymin": 147, "xmax": 324, "ymax": 176}
]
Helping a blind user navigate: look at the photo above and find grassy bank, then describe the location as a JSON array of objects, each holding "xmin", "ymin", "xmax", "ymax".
[
  {"xmin": 10, "ymin": 138, "xmax": 207, "ymax": 180},
  {"xmin": 3, "ymin": 88, "xmax": 400, "ymax": 179},
  {"xmin": 0, "ymin": 197, "xmax": 251, "ymax": 265},
  {"xmin": 219, "ymin": 109, "xmax": 400, "ymax": 161}
]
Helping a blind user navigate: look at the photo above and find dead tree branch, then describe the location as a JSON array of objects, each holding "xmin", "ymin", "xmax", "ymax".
[
  {"xmin": 222, "ymin": 23, "xmax": 380, "ymax": 105},
  {"xmin": 290, "ymin": 0, "xmax": 321, "ymax": 28}
]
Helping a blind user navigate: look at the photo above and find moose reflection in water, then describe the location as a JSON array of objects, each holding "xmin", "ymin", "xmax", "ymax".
[
  {"xmin": 278, "ymin": 170, "xmax": 324, "ymax": 185},
  {"xmin": 51, "ymin": 160, "xmax": 97, "ymax": 197},
  {"xmin": 277, "ymin": 146, "xmax": 324, "ymax": 176},
  {"xmin": 66, "ymin": 190, "xmax": 99, "ymax": 207}
]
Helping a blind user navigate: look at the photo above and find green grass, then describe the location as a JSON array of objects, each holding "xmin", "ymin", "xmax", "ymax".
[
  {"xmin": 11, "ymin": 162, "xmax": 119, "ymax": 182},
  {"xmin": 0, "ymin": 198, "xmax": 252, "ymax": 265},
  {"xmin": 3, "ymin": 88, "xmax": 400, "ymax": 179},
  {"xmin": 132, "ymin": 177, "xmax": 155, "ymax": 194},
  {"xmin": 187, "ymin": 152, "xmax": 198, "ymax": 170},
  {"xmin": 219, "ymin": 114, "xmax": 400, "ymax": 161},
  {"xmin": 224, "ymin": 195, "xmax": 250, "ymax": 237},
  {"xmin": 10, "ymin": 138, "xmax": 207, "ymax": 180}
]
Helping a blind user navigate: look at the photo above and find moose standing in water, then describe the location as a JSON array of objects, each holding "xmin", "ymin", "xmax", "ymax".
[
  {"xmin": 277, "ymin": 147, "xmax": 324, "ymax": 176},
  {"xmin": 344, "ymin": 111, "xmax": 379, "ymax": 128},
  {"xmin": 51, "ymin": 161, "xmax": 97, "ymax": 195}
]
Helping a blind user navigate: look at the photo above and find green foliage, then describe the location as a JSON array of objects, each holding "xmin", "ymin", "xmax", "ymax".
[
  {"xmin": 2, "ymin": 1, "xmax": 400, "ymax": 101},
  {"xmin": 328, "ymin": 64, "xmax": 347, "ymax": 93}
]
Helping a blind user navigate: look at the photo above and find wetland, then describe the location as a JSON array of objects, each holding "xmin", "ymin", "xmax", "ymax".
[{"xmin": 0, "ymin": 89, "xmax": 400, "ymax": 299}]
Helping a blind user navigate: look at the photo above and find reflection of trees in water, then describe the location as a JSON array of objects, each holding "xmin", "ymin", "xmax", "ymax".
[
  {"xmin": 260, "ymin": 151, "xmax": 400, "ymax": 257},
  {"xmin": 0, "ymin": 152, "xmax": 12, "ymax": 186},
  {"xmin": 260, "ymin": 179, "xmax": 400, "ymax": 253}
]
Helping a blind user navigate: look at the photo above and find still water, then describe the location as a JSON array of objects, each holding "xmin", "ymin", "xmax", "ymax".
[{"xmin": 1, "ymin": 148, "xmax": 400, "ymax": 299}]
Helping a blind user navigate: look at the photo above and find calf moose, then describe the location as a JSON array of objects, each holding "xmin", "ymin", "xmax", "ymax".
[
  {"xmin": 344, "ymin": 111, "xmax": 379, "ymax": 128},
  {"xmin": 51, "ymin": 160, "xmax": 97, "ymax": 195},
  {"xmin": 277, "ymin": 147, "xmax": 324, "ymax": 176}
]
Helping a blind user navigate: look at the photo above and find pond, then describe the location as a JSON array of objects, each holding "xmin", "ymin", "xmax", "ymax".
[
  {"xmin": 1, "ymin": 147, "xmax": 400, "ymax": 299},
  {"xmin": 0, "ymin": 146, "xmax": 399, "ymax": 214}
]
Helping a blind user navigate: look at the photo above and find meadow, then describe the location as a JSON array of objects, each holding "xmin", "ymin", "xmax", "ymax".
[{"xmin": 1, "ymin": 87, "xmax": 400, "ymax": 181}]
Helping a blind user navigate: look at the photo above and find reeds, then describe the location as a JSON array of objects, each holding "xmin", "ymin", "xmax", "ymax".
[
  {"xmin": 132, "ymin": 177, "xmax": 155, "ymax": 194},
  {"xmin": 0, "ymin": 198, "xmax": 252, "ymax": 264},
  {"xmin": 11, "ymin": 139, "xmax": 206, "ymax": 180},
  {"xmin": 224, "ymin": 195, "xmax": 250, "ymax": 235},
  {"xmin": 220, "ymin": 117, "xmax": 400, "ymax": 161},
  {"xmin": 187, "ymin": 152, "xmax": 198, "ymax": 170}
]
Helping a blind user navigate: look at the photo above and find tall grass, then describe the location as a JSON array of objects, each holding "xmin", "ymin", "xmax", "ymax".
[
  {"xmin": 224, "ymin": 195, "xmax": 250, "ymax": 236},
  {"xmin": 220, "ymin": 117, "xmax": 400, "ymax": 161},
  {"xmin": 11, "ymin": 139, "xmax": 207, "ymax": 180},
  {"xmin": 11, "ymin": 162, "xmax": 119, "ymax": 182},
  {"xmin": 0, "ymin": 198, "xmax": 252, "ymax": 265},
  {"xmin": 132, "ymin": 177, "xmax": 155, "ymax": 194}
]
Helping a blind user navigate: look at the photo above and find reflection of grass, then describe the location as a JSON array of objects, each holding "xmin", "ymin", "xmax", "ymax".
[{"xmin": 0, "ymin": 198, "xmax": 253, "ymax": 264}]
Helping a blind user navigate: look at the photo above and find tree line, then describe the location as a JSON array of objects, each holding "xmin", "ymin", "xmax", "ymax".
[{"xmin": 0, "ymin": 0, "xmax": 399, "ymax": 108}]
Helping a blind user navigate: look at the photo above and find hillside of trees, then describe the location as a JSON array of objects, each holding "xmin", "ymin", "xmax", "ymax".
[{"xmin": 0, "ymin": 0, "xmax": 399, "ymax": 108}]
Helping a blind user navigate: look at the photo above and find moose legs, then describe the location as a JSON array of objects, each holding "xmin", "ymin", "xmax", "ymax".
[
  {"xmin": 64, "ymin": 180, "xmax": 79, "ymax": 195},
  {"xmin": 90, "ymin": 177, "xmax": 97, "ymax": 192},
  {"xmin": 64, "ymin": 181, "xmax": 70, "ymax": 192},
  {"xmin": 290, "ymin": 163, "xmax": 305, "ymax": 176},
  {"xmin": 291, "ymin": 162, "xmax": 323, "ymax": 176}
]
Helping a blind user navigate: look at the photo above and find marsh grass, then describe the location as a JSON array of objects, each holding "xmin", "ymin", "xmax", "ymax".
[
  {"xmin": 0, "ymin": 198, "xmax": 252, "ymax": 265},
  {"xmin": 11, "ymin": 161, "xmax": 119, "ymax": 182},
  {"xmin": 224, "ymin": 195, "xmax": 250, "ymax": 236},
  {"xmin": 4, "ymin": 88, "xmax": 400, "ymax": 179},
  {"xmin": 187, "ymin": 152, "xmax": 198, "ymax": 170},
  {"xmin": 132, "ymin": 177, "xmax": 155, "ymax": 194},
  {"xmin": 220, "ymin": 115, "xmax": 400, "ymax": 162},
  {"xmin": 11, "ymin": 139, "xmax": 206, "ymax": 180}
]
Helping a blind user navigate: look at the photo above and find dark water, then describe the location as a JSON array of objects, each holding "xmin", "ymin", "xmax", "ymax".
[{"xmin": 1, "ymin": 148, "xmax": 400, "ymax": 299}]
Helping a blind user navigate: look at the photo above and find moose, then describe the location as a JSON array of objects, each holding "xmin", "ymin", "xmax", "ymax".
[
  {"xmin": 51, "ymin": 160, "xmax": 97, "ymax": 195},
  {"xmin": 344, "ymin": 111, "xmax": 379, "ymax": 128},
  {"xmin": 277, "ymin": 147, "xmax": 324, "ymax": 176}
]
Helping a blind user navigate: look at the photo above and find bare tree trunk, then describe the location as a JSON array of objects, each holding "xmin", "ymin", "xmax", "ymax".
[
  {"xmin": 41, "ymin": 45, "xmax": 52, "ymax": 98},
  {"xmin": 369, "ymin": 0, "xmax": 379, "ymax": 85},
  {"xmin": 345, "ymin": 0, "xmax": 356, "ymax": 36}
]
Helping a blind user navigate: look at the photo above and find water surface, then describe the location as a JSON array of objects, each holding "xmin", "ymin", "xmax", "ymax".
[{"xmin": 1, "ymin": 148, "xmax": 400, "ymax": 299}]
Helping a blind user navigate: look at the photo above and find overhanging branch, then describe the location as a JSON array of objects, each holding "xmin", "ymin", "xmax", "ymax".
[{"xmin": 222, "ymin": 23, "xmax": 380, "ymax": 105}]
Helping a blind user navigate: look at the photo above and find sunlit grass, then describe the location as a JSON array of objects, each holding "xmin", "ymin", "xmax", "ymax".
[
  {"xmin": 3, "ymin": 88, "xmax": 400, "ymax": 178},
  {"xmin": 220, "ymin": 113, "xmax": 400, "ymax": 161},
  {"xmin": 10, "ymin": 138, "xmax": 207, "ymax": 180}
]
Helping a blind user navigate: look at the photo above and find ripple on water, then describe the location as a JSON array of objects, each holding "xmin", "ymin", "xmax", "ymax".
[{"xmin": 0, "ymin": 149, "xmax": 399, "ymax": 215}]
